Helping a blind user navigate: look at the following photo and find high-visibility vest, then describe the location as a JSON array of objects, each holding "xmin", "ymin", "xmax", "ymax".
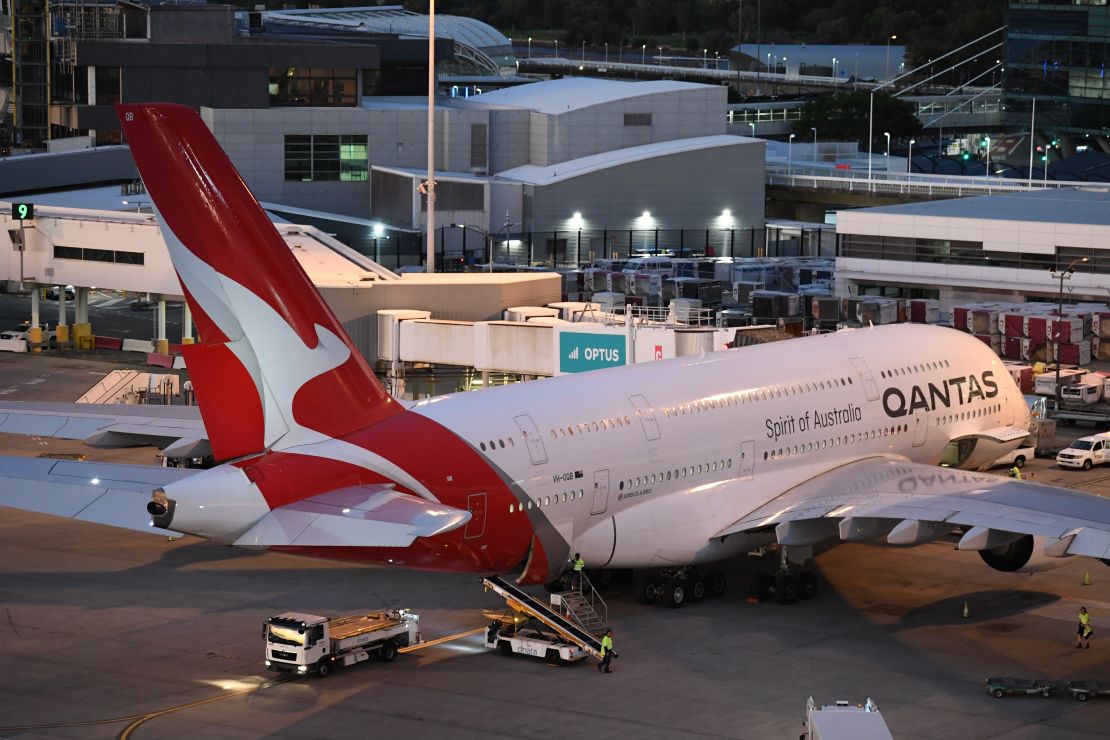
[
  {"xmin": 601, "ymin": 635, "xmax": 613, "ymax": 656},
  {"xmin": 1010, "ymin": 467, "xmax": 1022, "ymax": 480},
  {"xmin": 573, "ymin": 557, "xmax": 585, "ymax": 572},
  {"xmin": 1080, "ymin": 611, "xmax": 1091, "ymax": 628}
]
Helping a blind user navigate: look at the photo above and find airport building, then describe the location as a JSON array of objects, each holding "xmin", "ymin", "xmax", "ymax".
[{"xmin": 835, "ymin": 188, "xmax": 1110, "ymax": 307}]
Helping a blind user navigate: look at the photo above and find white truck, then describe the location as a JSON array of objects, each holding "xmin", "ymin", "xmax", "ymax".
[
  {"xmin": 800, "ymin": 697, "xmax": 893, "ymax": 740},
  {"xmin": 485, "ymin": 616, "xmax": 590, "ymax": 666},
  {"xmin": 264, "ymin": 609, "xmax": 420, "ymax": 677},
  {"xmin": 990, "ymin": 443, "xmax": 1035, "ymax": 470},
  {"xmin": 1055, "ymin": 433, "xmax": 1110, "ymax": 471}
]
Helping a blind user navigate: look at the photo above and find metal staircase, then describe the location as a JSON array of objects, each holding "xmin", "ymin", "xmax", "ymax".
[{"xmin": 482, "ymin": 575, "xmax": 609, "ymax": 658}]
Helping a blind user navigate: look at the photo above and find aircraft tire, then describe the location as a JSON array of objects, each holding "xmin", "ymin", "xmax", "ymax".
[
  {"xmin": 688, "ymin": 578, "xmax": 706, "ymax": 603},
  {"xmin": 776, "ymin": 575, "xmax": 799, "ymax": 605},
  {"xmin": 706, "ymin": 569, "xmax": 727, "ymax": 598},
  {"xmin": 663, "ymin": 580, "xmax": 686, "ymax": 608},
  {"xmin": 798, "ymin": 571, "xmax": 818, "ymax": 600},
  {"xmin": 639, "ymin": 579, "xmax": 659, "ymax": 604}
]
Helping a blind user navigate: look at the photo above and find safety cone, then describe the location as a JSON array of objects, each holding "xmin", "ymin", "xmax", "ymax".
[
  {"xmin": 1083, "ymin": 571, "xmax": 1092, "ymax": 586},
  {"xmin": 962, "ymin": 601, "xmax": 969, "ymax": 619}
]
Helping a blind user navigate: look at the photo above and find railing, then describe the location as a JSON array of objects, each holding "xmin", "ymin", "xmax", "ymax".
[
  {"xmin": 766, "ymin": 165, "xmax": 1110, "ymax": 197},
  {"xmin": 559, "ymin": 571, "xmax": 608, "ymax": 634}
]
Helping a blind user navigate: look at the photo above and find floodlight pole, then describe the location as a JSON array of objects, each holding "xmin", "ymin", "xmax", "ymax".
[
  {"xmin": 425, "ymin": 0, "xmax": 437, "ymax": 273},
  {"xmin": 1053, "ymin": 257, "xmax": 1087, "ymax": 409}
]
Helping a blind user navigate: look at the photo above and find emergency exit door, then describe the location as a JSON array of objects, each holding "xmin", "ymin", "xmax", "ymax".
[
  {"xmin": 738, "ymin": 438, "xmax": 755, "ymax": 479},
  {"xmin": 464, "ymin": 492, "xmax": 487, "ymax": 539},
  {"xmin": 591, "ymin": 469, "xmax": 610, "ymax": 515}
]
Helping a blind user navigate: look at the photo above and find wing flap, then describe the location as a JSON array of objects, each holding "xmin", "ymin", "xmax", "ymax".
[
  {"xmin": 716, "ymin": 457, "xmax": 1110, "ymax": 561},
  {"xmin": 233, "ymin": 485, "xmax": 471, "ymax": 548}
]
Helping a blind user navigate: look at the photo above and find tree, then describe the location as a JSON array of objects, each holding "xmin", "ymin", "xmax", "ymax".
[{"xmin": 795, "ymin": 91, "xmax": 920, "ymax": 147}]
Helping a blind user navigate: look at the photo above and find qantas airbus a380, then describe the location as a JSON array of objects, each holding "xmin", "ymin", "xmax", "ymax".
[{"xmin": 2, "ymin": 103, "xmax": 1109, "ymax": 605}]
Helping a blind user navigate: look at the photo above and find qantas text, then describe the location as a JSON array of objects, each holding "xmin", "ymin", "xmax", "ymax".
[{"xmin": 881, "ymin": 370, "xmax": 999, "ymax": 418}]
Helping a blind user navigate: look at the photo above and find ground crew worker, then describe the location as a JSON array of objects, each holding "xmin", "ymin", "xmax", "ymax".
[
  {"xmin": 597, "ymin": 628, "xmax": 615, "ymax": 673},
  {"xmin": 571, "ymin": 552, "xmax": 585, "ymax": 589},
  {"xmin": 1008, "ymin": 465, "xmax": 1022, "ymax": 480},
  {"xmin": 1077, "ymin": 606, "xmax": 1092, "ymax": 649}
]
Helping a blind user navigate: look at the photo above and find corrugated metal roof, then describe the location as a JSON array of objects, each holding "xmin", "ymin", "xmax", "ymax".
[
  {"xmin": 469, "ymin": 77, "xmax": 715, "ymax": 115},
  {"xmin": 497, "ymin": 135, "xmax": 756, "ymax": 186}
]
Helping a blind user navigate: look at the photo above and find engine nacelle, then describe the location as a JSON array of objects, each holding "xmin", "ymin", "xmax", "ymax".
[
  {"xmin": 147, "ymin": 464, "xmax": 270, "ymax": 542},
  {"xmin": 978, "ymin": 534, "xmax": 1034, "ymax": 572}
]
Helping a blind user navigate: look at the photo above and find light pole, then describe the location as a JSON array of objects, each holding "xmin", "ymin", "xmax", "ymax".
[
  {"xmin": 885, "ymin": 34, "xmax": 897, "ymax": 79},
  {"xmin": 867, "ymin": 91, "xmax": 874, "ymax": 179},
  {"xmin": 425, "ymin": 0, "xmax": 437, "ymax": 273},
  {"xmin": 703, "ymin": 48, "xmax": 708, "ymax": 68},
  {"xmin": 788, "ymin": 132, "xmax": 795, "ymax": 176},
  {"xmin": 1027, "ymin": 97, "xmax": 1036, "ymax": 186},
  {"xmin": 748, "ymin": 122, "xmax": 756, "ymax": 138},
  {"xmin": 641, "ymin": 44, "xmax": 646, "ymax": 65},
  {"xmin": 782, "ymin": 56, "xmax": 787, "ymax": 75},
  {"xmin": 555, "ymin": 39, "xmax": 559, "ymax": 57},
  {"xmin": 1053, "ymin": 257, "xmax": 1088, "ymax": 409},
  {"xmin": 883, "ymin": 131, "xmax": 891, "ymax": 172},
  {"xmin": 528, "ymin": 37, "xmax": 532, "ymax": 59},
  {"xmin": 984, "ymin": 135, "xmax": 991, "ymax": 182},
  {"xmin": 811, "ymin": 126, "xmax": 818, "ymax": 171},
  {"xmin": 604, "ymin": 42, "xmax": 608, "ymax": 63},
  {"xmin": 658, "ymin": 45, "xmax": 663, "ymax": 65},
  {"xmin": 832, "ymin": 56, "xmax": 838, "ymax": 79},
  {"xmin": 907, "ymin": 138, "xmax": 915, "ymax": 174},
  {"xmin": 582, "ymin": 40, "xmax": 586, "ymax": 62}
]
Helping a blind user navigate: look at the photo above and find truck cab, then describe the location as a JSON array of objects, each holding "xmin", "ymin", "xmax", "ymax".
[
  {"xmin": 1056, "ymin": 433, "xmax": 1110, "ymax": 471},
  {"xmin": 264, "ymin": 612, "xmax": 330, "ymax": 675}
]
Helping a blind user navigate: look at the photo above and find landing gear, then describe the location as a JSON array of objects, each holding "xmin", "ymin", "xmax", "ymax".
[
  {"xmin": 748, "ymin": 547, "xmax": 819, "ymax": 605},
  {"xmin": 636, "ymin": 567, "xmax": 724, "ymax": 608}
]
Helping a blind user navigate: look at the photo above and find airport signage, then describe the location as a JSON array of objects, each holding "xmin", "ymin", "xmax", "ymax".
[{"xmin": 559, "ymin": 331, "xmax": 626, "ymax": 374}]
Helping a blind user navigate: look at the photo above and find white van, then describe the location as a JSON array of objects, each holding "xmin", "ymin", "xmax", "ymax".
[{"xmin": 1056, "ymin": 433, "xmax": 1110, "ymax": 471}]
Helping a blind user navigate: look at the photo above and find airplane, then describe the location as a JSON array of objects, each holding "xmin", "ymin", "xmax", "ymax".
[{"xmin": 1, "ymin": 102, "xmax": 1109, "ymax": 609}]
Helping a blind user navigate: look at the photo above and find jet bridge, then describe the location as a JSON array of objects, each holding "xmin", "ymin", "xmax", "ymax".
[{"xmin": 481, "ymin": 576, "xmax": 607, "ymax": 659}]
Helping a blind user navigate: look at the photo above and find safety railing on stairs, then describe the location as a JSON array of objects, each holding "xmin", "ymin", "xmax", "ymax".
[{"xmin": 552, "ymin": 572, "xmax": 608, "ymax": 636}]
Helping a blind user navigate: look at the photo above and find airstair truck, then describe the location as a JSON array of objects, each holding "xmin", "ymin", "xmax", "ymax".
[{"xmin": 264, "ymin": 609, "xmax": 420, "ymax": 677}]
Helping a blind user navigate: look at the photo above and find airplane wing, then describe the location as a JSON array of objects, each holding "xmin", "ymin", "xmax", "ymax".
[
  {"xmin": 0, "ymin": 456, "xmax": 198, "ymax": 535},
  {"xmin": 0, "ymin": 457, "xmax": 471, "ymax": 548},
  {"xmin": 0, "ymin": 401, "xmax": 210, "ymax": 458},
  {"xmin": 715, "ymin": 457, "xmax": 1110, "ymax": 561}
]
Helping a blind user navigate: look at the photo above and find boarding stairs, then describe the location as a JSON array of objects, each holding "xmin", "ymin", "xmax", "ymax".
[{"xmin": 482, "ymin": 575, "xmax": 609, "ymax": 659}]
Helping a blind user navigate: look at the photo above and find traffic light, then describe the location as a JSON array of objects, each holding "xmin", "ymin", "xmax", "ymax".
[
  {"xmin": 961, "ymin": 151, "xmax": 971, "ymax": 160},
  {"xmin": 979, "ymin": 137, "xmax": 989, "ymax": 148},
  {"xmin": 1050, "ymin": 138, "xmax": 1058, "ymax": 147}
]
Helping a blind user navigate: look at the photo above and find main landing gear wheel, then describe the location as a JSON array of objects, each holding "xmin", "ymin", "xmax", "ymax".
[
  {"xmin": 775, "ymin": 574, "xmax": 799, "ymax": 605},
  {"xmin": 706, "ymin": 569, "xmax": 727, "ymax": 598},
  {"xmin": 688, "ymin": 578, "xmax": 706, "ymax": 603},
  {"xmin": 798, "ymin": 571, "xmax": 818, "ymax": 600},
  {"xmin": 639, "ymin": 579, "xmax": 660, "ymax": 604},
  {"xmin": 663, "ymin": 579, "xmax": 686, "ymax": 608}
]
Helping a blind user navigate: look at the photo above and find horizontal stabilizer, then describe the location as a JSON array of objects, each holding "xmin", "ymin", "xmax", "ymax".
[
  {"xmin": 0, "ymin": 455, "xmax": 196, "ymax": 535},
  {"xmin": 233, "ymin": 485, "xmax": 471, "ymax": 548}
]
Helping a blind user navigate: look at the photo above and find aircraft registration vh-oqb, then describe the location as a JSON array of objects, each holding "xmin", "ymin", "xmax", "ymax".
[{"xmin": 1, "ymin": 103, "xmax": 1108, "ymax": 607}]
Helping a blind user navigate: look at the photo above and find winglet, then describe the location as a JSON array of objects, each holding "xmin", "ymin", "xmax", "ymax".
[{"xmin": 117, "ymin": 104, "xmax": 400, "ymax": 459}]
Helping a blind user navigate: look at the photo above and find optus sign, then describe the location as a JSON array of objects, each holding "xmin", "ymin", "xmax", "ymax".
[{"xmin": 559, "ymin": 332, "xmax": 626, "ymax": 374}]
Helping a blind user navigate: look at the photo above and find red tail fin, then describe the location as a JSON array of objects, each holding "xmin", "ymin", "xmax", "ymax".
[{"xmin": 118, "ymin": 103, "xmax": 399, "ymax": 459}]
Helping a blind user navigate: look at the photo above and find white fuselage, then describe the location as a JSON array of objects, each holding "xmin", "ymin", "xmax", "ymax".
[{"xmin": 412, "ymin": 325, "xmax": 1029, "ymax": 570}]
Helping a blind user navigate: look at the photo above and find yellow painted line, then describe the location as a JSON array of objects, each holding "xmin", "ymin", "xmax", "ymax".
[
  {"xmin": 400, "ymin": 626, "xmax": 485, "ymax": 652},
  {"xmin": 117, "ymin": 677, "xmax": 295, "ymax": 740}
]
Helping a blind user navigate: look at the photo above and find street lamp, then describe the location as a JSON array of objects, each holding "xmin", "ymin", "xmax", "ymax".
[
  {"xmin": 604, "ymin": 42, "xmax": 608, "ymax": 63},
  {"xmin": 641, "ymin": 44, "xmax": 646, "ymax": 65},
  {"xmin": 658, "ymin": 46, "xmax": 663, "ymax": 65},
  {"xmin": 528, "ymin": 37, "xmax": 532, "ymax": 59},
  {"xmin": 883, "ymin": 131, "xmax": 891, "ymax": 171},
  {"xmin": 555, "ymin": 39, "xmax": 559, "ymax": 57},
  {"xmin": 1052, "ymin": 257, "xmax": 1089, "ymax": 408},
  {"xmin": 832, "ymin": 57, "xmax": 838, "ymax": 79},
  {"xmin": 885, "ymin": 34, "xmax": 897, "ymax": 79},
  {"xmin": 811, "ymin": 126, "xmax": 818, "ymax": 170},
  {"xmin": 748, "ymin": 122, "xmax": 756, "ymax": 137},
  {"xmin": 582, "ymin": 40, "xmax": 586, "ymax": 62},
  {"xmin": 984, "ymin": 135, "xmax": 992, "ymax": 182},
  {"xmin": 907, "ymin": 138, "xmax": 915, "ymax": 174},
  {"xmin": 788, "ymin": 132, "xmax": 795, "ymax": 176},
  {"xmin": 703, "ymin": 48, "xmax": 708, "ymax": 68}
]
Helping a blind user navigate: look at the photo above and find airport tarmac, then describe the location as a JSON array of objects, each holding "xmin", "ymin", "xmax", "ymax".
[{"xmin": 1, "ymin": 355, "xmax": 1109, "ymax": 739}]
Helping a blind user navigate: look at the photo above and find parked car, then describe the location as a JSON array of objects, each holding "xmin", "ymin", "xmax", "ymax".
[
  {"xmin": 990, "ymin": 444, "xmax": 1035, "ymax": 470},
  {"xmin": 130, "ymin": 299, "xmax": 157, "ymax": 311},
  {"xmin": 45, "ymin": 285, "xmax": 76, "ymax": 300},
  {"xmin": 0, "ymin": 331, "xmax": 28, "ymax": 353}
]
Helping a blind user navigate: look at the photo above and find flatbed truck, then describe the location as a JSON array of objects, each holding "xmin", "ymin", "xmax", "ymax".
[{"xmin": 264, "ymin": 609, "xmax": 420, "ymax": 677}]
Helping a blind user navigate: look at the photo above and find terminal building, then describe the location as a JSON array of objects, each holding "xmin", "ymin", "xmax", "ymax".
[{"xmin": 835, "ymin": 188, "xmax": 1110, "ymax": 307}]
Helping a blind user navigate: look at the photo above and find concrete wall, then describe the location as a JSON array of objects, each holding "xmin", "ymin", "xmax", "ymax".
[
  {"xmin": 0, "ymin": 146, "xmax": 137, "ymax": 196},
  {"xmin": 205, "ymin": 106, "xmax": 488, "ymax": 217},
  {"xmin": 487, "ymin": 108, "xmax": 531, "ymax": 173},
  {"xmin": 528, "ymin": 139, "xmax": 765, "ymax": 234}
]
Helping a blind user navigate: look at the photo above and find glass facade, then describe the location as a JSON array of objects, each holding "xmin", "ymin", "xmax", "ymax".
[
  {"xmin": 1005, "ymin": 1, "xmax": 1110, "ymax": 134},
  {"xmin": 268, "ymin": 67, "xmax": 358, "ymax": 106},
  {"xmin": 283, "ymin": 135, "xmax": 368, "ymax": 182},
  {"xmin": 839, "ymin": 233, "xmax": 1110, "ymax": 273}
]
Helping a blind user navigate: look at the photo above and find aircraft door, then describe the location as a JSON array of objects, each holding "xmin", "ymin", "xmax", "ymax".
[
  {"xmin": 628, "ymin": 394, "xmax": 661, "ymax": 441},
  {"xmin": 591, "ymin": 469, "xmax": 610, "ymax": 515},
  {"xmin": 464, "ymin": 492, "xmax": 487, "ymax": 539},
  {"xmin": 738, "ymin": 438, "xmax": 755, "ymax": 479},
  {"xmin": 912, "ymin": 410, "xmax": 928, "ymax": 447},
  {"xmin": 850, "ymin": 357, "xmax": 879, "ymax": 401},
  {"xmin": 513, "ymin": 414, "xmax": 548, "ymax": 465}
]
